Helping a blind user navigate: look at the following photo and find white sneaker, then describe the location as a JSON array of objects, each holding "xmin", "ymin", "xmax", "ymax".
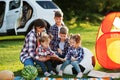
[
  {"xmin": 44, "ymin": 72, "xmax": 51, "ymax": 77},
  {"xmin": 76, "ymin": 72, "xmax": 83, "ymax": 78},
  {"xmin": 58, "ymin": 70, "xmax": 63, "ymax": 76},
  {"xmin": 50, "ymin": 71, "xmax": 56, "ymax": 75}
]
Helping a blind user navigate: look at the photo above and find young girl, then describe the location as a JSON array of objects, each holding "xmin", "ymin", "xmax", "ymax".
[
  {"xmin": 58, "ymin": 34, "xmax": 84, "ymax": 78},
  {"xmin": 35, "ymin": 33, "xmax": 56, "ymax": 77}
]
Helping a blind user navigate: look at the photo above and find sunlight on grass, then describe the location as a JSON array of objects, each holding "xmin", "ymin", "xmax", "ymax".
[
  {"xmin": 0, "ymin": 61, "xmax": 23, "ymax": 72},
  {"xmin": 79, "ymin": 22, "xmax": 91, "ymax": 28}
]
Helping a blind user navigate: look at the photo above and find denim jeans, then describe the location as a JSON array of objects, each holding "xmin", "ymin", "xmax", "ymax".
[
  {"xmin": 35, "ymin": 60, "xmax": 53, "ymax": 73},
  {"xmin": 60, "ymin": 60, "xmax": 81, "ymax": 73},
  {"xmin": 23, "ymin": 58, "xmax": 34, "ymax": 66}
]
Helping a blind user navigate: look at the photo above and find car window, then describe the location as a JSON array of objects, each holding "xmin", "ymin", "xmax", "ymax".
[
  {"xmin": 9, "ymin": 0, "xmax": 21, "ymax": 10},
  {"xmin": 0, "ymin": 1, "xmax": 5, "ymax": 28},
  {"xmin": 36, "ymin": 1, "xmax": 58, "ymax": 9}
]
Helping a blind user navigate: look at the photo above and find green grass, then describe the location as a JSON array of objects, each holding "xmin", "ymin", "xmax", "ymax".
[
  {"xmin": 0, "ymin": 39, "xmax": 24, "ymax": 73},
  {"xmin": 0, "ymin": 20, "xmax": 119, "ymax": 79}
]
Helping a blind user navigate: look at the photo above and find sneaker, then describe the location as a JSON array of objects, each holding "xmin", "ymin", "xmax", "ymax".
[
  {"xmin": 50, "ymin": 71, "xmax": 56, "ymax": 75},
  {"xmin": 58, "ymin": 70, "xmax": 63, "ymax": 76},
  {"xmin": 44, "ymin": 72, "xmax": 51, "ymax": 77},
  {"xmin": 76, "ymin": 72, "xmax": 83, "ymax": 78}
]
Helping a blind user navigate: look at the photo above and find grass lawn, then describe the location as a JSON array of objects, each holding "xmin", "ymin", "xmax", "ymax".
[{"xmin": 0, "ymin": 20, "xmax": 119, "ymax": 79}]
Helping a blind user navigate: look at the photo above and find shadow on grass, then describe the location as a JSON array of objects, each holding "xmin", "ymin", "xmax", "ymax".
[
  {"xmin": 0, "ymin": 35, "xmax": 25, "ymax": 41},
  {"xmin": 14, "ymin": 70, "xmax": 22, "ymax": 76}
]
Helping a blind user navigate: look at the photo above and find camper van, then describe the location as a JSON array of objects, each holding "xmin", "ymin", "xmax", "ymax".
[{"xmin": 0, "ymin": 0, "xmax": 62, "ymax": 35}]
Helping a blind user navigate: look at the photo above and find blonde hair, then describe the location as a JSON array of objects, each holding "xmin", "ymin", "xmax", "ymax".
[{"xmin": 38, "ymin": 32, "xmax": 52, "ymax": 43}]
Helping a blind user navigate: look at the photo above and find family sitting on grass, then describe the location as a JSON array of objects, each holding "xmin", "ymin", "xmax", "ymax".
[{"xmin": 20, "ymin": 11, "xmax": 84, "ymax": 78}]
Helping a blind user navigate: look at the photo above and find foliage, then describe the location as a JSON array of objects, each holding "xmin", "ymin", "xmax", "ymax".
[{"xmin": 53, "ymin": 0, "xmax": 120, "ymax": 21}]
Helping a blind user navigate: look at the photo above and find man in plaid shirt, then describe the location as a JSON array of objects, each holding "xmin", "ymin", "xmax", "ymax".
[{"xmin": 20, "ymin": 19, "xmax": 48, "ymax": 66}]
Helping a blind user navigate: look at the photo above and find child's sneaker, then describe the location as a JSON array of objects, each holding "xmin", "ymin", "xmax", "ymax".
[
  {"xmin": 76, "ymin": 72, "xmax": 83, "ymax": 78},
  {"xmin": 58, "ymin": 70, "xmax": 63, "ymax": 76},
  {"xmin": 44, "ymin": 72, "xmax": 51, "ymax": 77},
  {"xmin": 50, "ymin": 71, "xmax": 56, "ymax": 75}
]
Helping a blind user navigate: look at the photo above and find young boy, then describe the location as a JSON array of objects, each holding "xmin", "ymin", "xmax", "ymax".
[
  {"xmin": 53, "ymin": 26, "xmax": 69, "ymax": 58},
  {"xmin": 48, "ymin": 11, "xmax": 64, "ymax": 50},
  {"xmin": 52, "ymin": 26, "xmax": 70, "ymax": 68}
]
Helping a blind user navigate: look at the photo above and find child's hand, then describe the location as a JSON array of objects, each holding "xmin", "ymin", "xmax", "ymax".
[
  {"xmin": 71, "ymin": 57, "xmax": 76, "ymax": 61},
  {"xmin": 62, "ymin": 58, "xmax": 66, "ymax": 62},
  {"xmin": 57, "ymin": 48, "xmax": 62, "ymax": 55}
]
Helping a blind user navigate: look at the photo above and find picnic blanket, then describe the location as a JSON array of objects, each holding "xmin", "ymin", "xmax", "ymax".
[
  {"xmin": 15, "ymin": 77, "xmax": 112, "ymax": 80},
  {"xmin": 88, "ymin": 70, "xmax": 120, "ymax": 79},
  {"xmin": 38, "ymin": 77, "xmax": 112, "ymax": 80}
]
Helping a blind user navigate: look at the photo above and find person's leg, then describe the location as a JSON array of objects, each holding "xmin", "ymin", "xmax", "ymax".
[
  {"xmin": 71, "ymin": 61, "xmax": 81, "ymax": 73},
  {"xmin": 58, "ymin": 60, "xmax": 71, "ymax": 76},
  {"xmin": 23, "ymin": 58, "xmax": 34, "ymax": 66},
  {"xmin": 35, "ymin": 60, "xmax": 51, "ymax": 76},
  {"xmin": 71, "ymin": 61, "xmax": 83, "ymax": 78},
  {"xmin": 45, "ymin": 60, "xmax": 56, "ymax": 75},
  {"xmin": 45, "ymin": 61, "xmax": 53, "ymax": 72},
  {"xmin": 35, "ymin": 60, "xmax": 47, "ymax": 73},
  {"xmin": 60, "ymin": 60, "xmax": 71, "ymax": 70}
]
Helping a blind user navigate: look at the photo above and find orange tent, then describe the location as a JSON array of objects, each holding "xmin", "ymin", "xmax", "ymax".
[{"xmin": 96, "ymin": 12, "xmax": 120, "ymax": 69}]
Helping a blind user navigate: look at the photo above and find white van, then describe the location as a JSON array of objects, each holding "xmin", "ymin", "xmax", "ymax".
[{"xmin": 0, "ymin": 0, "xmax": 62, "ymax": 35}]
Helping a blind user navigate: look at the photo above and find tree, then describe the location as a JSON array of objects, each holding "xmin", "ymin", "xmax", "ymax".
[{"xmin": 53, "ymin": 0, "xmax": 120, "ymax": 21}]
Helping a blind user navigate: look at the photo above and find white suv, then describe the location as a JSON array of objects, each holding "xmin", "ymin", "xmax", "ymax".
[{"xmin": 0, "ymin": 0, "xmax": 62, "ymax": 35}]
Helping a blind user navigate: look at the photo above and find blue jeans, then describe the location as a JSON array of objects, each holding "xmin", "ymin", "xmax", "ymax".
[
  {"xmin": 23, "ymin": 58, "xmax": 34, "ymax": 66},
  {"xmin": 35, "ymin": 60, "xmax": 53, "ymax": 73},
  {"xmin": 60, "ymin": 60, "xmax": 81, "ymax": 73}
]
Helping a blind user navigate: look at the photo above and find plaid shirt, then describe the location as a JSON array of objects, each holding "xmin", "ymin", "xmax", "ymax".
[
  {"xmin": 66, "ymin": 46, "xmax": 84, "ymax": 62},
  {"xmin": 20, "ymin": 29, "xmax": 38, "ymax": 63},
  {"xmin": 48, "ymin": 24, "xmax": 64, "ymax": 50},
  {"xmin": 52, "ymin": 38, "xmax": 70, "ymax": 58},
  {"xmin": 36, "ymin": 45, "xmax": 54, "ymax": 57}
]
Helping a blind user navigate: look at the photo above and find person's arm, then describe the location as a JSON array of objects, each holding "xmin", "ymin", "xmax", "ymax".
[
  {"xmin": 62, "ymin": 40, "xmax": 70, "ymax": 58},
  {"xmin": 76, "ymin": 48, "xmax": 84, "ymax": 62},
  {"xmin": 36, "ymin": 46, "xmax": 51, "ymax": 62},
  {"xmin": 65, "ymin": 47, "xmax": 72, "ymax": 60},
  {"xmin": 27, "ymin": 33, "xmax": 37, "ymax": 59}
]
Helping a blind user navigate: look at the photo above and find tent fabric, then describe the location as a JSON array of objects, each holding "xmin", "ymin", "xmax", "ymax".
[
  {"xmin": 101, "ymin": 12, "xmax": 120, "ymax": 33},
  {"xmin": 96, "ymin": 12, "xmax": 120, "ymax": 69}
]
